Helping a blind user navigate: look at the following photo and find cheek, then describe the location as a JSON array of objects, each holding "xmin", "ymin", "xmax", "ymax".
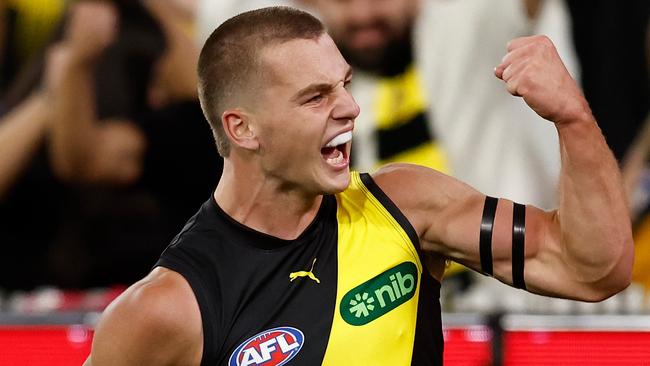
[
  {"xmin": 263, "ymin": 123, "xmax": 311, "ymax": 157},
  {"xmin": 383, "ymin": 2, "xmax": 415, "ymax": 30}
]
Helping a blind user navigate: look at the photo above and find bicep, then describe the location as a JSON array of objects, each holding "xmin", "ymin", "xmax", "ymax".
[
  {"xmin": 426, "ymin": 191, "xmax": 603, "ymax": 300},
  {"xmin": 376, "ymin": 164, "xmax": 599, "ymax": 300}
]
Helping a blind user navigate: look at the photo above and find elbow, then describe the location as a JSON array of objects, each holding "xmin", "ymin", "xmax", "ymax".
[
  {"xmin": 50, "ymin": 155, "xmax": 87, "ymax": 184},
  {"xmin": 580, "ymin": 236, "xmax": 634, "ymax": 302},
  {"xmin": 48, "ymin": 142, "xmax": 89, "ymax": 183},
  {"xmin": 50, "ymin": 157, "xmax": 78, "ymax": 183},
  {"xmin": 50, "ymin": 152, "xmax": 142, "ymax": 185},
  {"xmin": 582, "ymin": 277, "xmax": 631, "ymax": 303}
]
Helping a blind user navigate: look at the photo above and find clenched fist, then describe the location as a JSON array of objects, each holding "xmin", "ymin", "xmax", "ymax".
[
  {"xmin": 64, "ymin": 1, "xmax": 118, "ymax": 66},
  {"xmin": 495, "ymin": 35, "xmax": 591, "ymax": 126}
]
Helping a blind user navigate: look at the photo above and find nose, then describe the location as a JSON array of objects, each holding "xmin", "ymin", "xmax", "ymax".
[
  {"xmin": 347, "ymin": 0, "xmax": 379, "ymax": 26},
  {"xmin": 331, "ymin": 87, "xmax": 360, "ymax": 122}
]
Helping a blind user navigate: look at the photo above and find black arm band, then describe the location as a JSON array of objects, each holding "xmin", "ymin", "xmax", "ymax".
[
  {"xmin": 512, "ymin": 202, "xmax": 527, "ymax": 290},
  {"xmin": 480, "ymin": 196, "xmax": 498, "ymax": 276}
]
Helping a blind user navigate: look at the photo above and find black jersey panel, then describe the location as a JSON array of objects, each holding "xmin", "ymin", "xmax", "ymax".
[
  {"xmin": 157, "ymin": 196, "xmax": 340, "ymax": 365},
  {"xmin": 411, "ymin": 268, "xmax": 443, "ymax": 366}
]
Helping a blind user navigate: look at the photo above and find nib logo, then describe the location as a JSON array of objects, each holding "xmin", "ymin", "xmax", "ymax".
[
  {"xmin": 348, "ymin": 292, "xmax": 375, "ymax": 318},
  {"xmin": 340, "ymin": 262, "xmax": 418, "ymax": 326}
]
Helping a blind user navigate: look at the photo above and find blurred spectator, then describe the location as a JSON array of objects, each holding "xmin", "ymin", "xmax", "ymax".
[
  {"xmin": 607, "ymin": 17, "xmax": 649, "ymax": 307},
  {"xmin": 0, "ymin": 29, "xmax": 69, "ymax": 290},
  {"xmin": 573, "ymin": 15, "xmax": 648, "ymax": 307},
  {"xmin": 566, "ymin": 0, "xmax": 650, "ymax": 161},
  {"xmin": 0, "ymin": 0, "xmax": 65, "ymax": 94},
  {"xmin": 623, "ymin": 113, "xmax": 650, "ymax": 305},
  {"xmin": 0, "ymin": 0, "xmax": 222, "ymax": 291},
  {"xmin": 0, "ymin": 93, "xmax": 49, "ymax": 199}
]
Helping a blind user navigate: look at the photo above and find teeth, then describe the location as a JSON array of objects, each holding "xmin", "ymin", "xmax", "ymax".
[
  {"xmin": 326, "ymin": 149, "xmax": 344, "ymax": 164},
  {"xmin": 325, "ymin": 131, "xmax": 352, "ymax": 148}
]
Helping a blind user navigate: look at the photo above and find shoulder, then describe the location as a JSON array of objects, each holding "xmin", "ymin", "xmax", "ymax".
[
  {"xmin": 371, "ymin": 163, "xmax": 445, "ymax": 185},
  {"xmin": 370, "ymin": 163, "xmax": 476, "ymax": 207},
  {"xmin": 88, "ymin": 267, "xmax": 203, "ymax": 366},
  {"xmin": 369, "ymin": 163, "xmax": 481, "ymax": 232}
]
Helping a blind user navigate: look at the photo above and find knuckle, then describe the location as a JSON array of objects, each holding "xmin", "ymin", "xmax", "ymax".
[
  {"xmin": 506, "ymin": 77, "xmax": 518, "ymax": 90},
  {"xmin": 517, "ymin": 83, "xmax": 530, "ymax": 96},
  {"xmin": 539, "ymin": 36, "xmax": 553, "ymax": 50}
]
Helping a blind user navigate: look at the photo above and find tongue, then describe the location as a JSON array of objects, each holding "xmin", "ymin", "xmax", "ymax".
[{"xmin": 321, "ymin": 146, "xmax": 338, "ymax": 159}]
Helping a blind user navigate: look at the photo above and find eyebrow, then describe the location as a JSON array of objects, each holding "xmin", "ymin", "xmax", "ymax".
[{"xmin": 291, "ymin": 66, "xmax": 353, "ymax": 102}]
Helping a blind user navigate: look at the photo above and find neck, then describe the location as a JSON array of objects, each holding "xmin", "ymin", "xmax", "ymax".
[{"xmin": 214, "ymin": 160, "xmax": 323, "ymax": 240}]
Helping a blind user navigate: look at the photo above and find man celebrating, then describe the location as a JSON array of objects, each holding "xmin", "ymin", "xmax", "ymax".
[
  {"xmin": 85, "ymin": 7, "xmax": 632, "ymax": 366},
  {"xmin": 198, "ymin": 0, "xmax": 568, "ymax": 209}
]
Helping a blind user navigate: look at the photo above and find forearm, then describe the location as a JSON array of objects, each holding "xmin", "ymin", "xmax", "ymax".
[
  {"xmin": 0, "ymin": 93, "xmax": 49, "ymax": 198},
  {"xmin": 49, "ymin": 61, "xmax": 100, "ymax": 181},
  {"xmin": 555, "ymin": 113, "xmax": 633, "ymax": 286},
  {"xmin": 490, "ymin": 35, "xmax": 631, "ymax": 299}
]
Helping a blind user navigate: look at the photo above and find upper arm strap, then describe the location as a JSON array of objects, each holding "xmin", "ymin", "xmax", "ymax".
[
  {"xmin": 512, "ymin": 202, "xmax": 527, "ymax": 290},
  {"xmin": 480, "ymin": 196, "xmax": 498, "ymax": 276}
]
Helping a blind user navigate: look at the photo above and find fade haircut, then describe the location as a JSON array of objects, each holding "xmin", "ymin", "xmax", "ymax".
[{"xmin": 197, "ymin": 6, "xmax": 325, "ymax": 157}]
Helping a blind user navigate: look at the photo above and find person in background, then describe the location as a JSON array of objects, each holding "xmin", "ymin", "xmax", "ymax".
[
  {"xmin": 566, "ymin": 0, "xmax": 649, "ymax": 161},
  {"xmin": 621, "ymin": 21, "xmax": 650, "ymax": 307},
  {"xmin": 0, "ymin": 26, "xmax": 71, "ymax": 290},
  {"xmin": 0, "ymin": 0, "xmax": 222, "ymax": 291},
  {"xmin": 0, "ymin": 93, "xmax": 49, "ymax": 200},
  {"xmin": 46, "ymin": 0, "xmax": 222, "ymax": 287},
  {"xmin": 0, "ymin": 0, "xmax": 66, "ymax": 94},
  {"xmin": 622, "ymin": 113, "xmax": 650, "ymax": 308}
]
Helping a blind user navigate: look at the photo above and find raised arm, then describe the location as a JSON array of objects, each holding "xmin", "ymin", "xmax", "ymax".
[
  {"xmin": 49, "ymin": 2, "xmax": 145, "ymax": 184},
  {"xmin": 0, "ymin": 93, "xmax": 48, "ymax": 199},
  {"xmin": 375, "ymin": 36, "xmax": 633, "ymax": 302},
  {"xmin": 85, "ymin": 267, "xmax": 203, "ymax": 366}
]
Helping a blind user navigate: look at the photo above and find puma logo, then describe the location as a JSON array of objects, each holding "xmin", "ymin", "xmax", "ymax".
[{"xmin": 289, "ymin": 258, "xmax": 320, "ymax": 284}]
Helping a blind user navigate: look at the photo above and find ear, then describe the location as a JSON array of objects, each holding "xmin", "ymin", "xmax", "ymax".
[{"xmin": 222, "ymin": 109, "xmax": 259, "ymax": 151}]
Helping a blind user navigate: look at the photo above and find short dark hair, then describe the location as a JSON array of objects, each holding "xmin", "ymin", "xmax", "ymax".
[{"xmin": 197, "ymin": 6, "xmax": 325, "ymax": 157}]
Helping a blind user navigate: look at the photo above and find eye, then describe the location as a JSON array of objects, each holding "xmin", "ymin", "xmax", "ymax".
[
  {"xmin": 307, "ymin": 94, "xmax": 324, "ymax": 103},
  {"xmin": 344, "ymin": 79, "xmax": 352, "ymax": 89}
]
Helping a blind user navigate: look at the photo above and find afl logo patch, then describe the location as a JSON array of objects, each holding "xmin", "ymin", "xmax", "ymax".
[{"xmin": 228, "ymin": 326, "xmax": 304, "ymax": 366}]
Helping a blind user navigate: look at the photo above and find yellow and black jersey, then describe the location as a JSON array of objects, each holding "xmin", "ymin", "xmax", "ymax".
[{"xmin": 156, "ymin": 172, "xmax": 443, "ymax": 366}]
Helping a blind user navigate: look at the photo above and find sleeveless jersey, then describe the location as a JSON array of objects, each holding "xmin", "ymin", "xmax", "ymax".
[{"xmin": 155, "ymin": 172, "xmax": 443, "ymax": 365}]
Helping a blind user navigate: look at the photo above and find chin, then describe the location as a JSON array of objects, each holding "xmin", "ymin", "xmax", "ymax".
[{"xmin": 321, "ymin": 169, "xmax": 351, "ymax": 194}]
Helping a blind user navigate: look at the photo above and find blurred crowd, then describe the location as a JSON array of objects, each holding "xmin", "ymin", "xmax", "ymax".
[{"xmin": 0, "ymin": 0, "xmax": 648, "ymax": 315}]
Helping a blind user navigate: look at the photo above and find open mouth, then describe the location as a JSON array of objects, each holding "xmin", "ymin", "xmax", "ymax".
[{"xmin": 321, "ymin": 131, "xmax": 352, "ymax": 167}]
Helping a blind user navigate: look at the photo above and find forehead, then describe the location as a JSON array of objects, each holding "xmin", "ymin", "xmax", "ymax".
[
  {"xmin": 260, "ymin": 34, "xmax": 349, "ymax": 90},
  {"xmin": 313, "ymin": 0, "xmax": 417, "ymax": 17}
]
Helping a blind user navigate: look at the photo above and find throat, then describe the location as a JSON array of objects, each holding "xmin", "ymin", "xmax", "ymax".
[{"xmin": 243, "ymin": 195, "xmax": 324, "ymax": 240}]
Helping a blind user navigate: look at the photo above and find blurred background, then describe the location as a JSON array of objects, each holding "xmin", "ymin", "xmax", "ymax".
[{"xmin": 0, "ymin": 0, "xmax": 648, "ymax": 364}]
